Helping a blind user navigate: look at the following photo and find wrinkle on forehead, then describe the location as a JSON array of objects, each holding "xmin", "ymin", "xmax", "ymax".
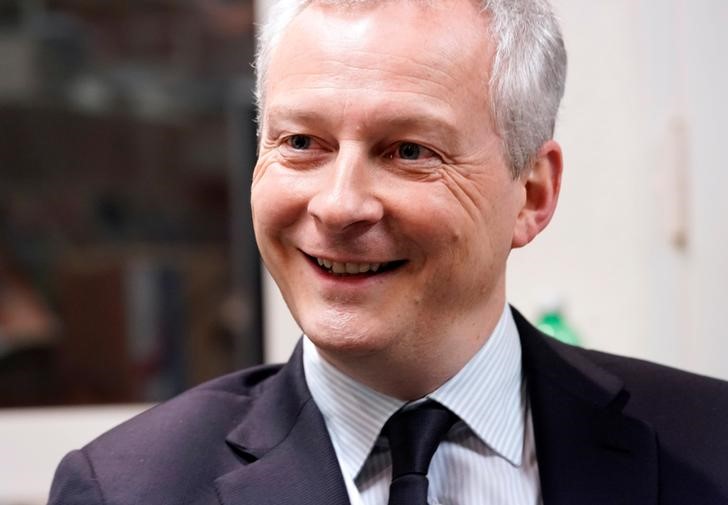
[
  {"xmin": 270, "ymin": 0, "xmax": 494, "ymax": 93},
  {"xmin": 267, "ymin": 66, "xmax": 465, "ymax": 119},
  {"xmin": 265, "ymin": 99, "xmax": 462, "ymax": 142}
]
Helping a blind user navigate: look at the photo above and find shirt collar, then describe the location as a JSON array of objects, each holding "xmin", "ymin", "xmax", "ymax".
[{"xmin": 303, "ymin": 304, "xmax": 525, "ymax": 481}]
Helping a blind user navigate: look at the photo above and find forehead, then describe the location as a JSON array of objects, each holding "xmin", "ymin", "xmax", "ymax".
[{"xmin": 263, "ymin": 0, "xmax": 495, "ymax": 116}]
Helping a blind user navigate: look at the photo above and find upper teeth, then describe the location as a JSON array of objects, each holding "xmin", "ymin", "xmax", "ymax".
[{"xmin": 316, "ymin": 257, "xmax": 382, "ymax": 274}]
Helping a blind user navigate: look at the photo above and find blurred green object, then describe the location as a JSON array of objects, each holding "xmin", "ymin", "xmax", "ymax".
[{"xmin": 536, "ymin": 307, "xmax": 581, "ymax": 346}]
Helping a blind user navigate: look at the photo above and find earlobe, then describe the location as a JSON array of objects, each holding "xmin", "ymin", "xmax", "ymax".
[{"xmin": 511, "ymin": 140, "xmax": 563, "ymax": 249}]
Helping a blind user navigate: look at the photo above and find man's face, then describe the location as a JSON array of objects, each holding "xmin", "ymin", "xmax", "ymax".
[{"xmin": 252, "ymin": 0, "xmax": 527, "ymax": 363}]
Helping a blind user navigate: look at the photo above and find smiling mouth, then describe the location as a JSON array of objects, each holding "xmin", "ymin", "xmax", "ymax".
[{"xmin": 305, "ymin": 254, "xmax": 407, "ymax": 276}]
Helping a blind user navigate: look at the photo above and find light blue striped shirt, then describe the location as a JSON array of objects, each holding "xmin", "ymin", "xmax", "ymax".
[{"xmin": 303, "ymin": 305, "xmax": 542, "ymax": 505}]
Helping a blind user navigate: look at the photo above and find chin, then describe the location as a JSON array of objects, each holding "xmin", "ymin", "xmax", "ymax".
[{"xmin": 301, "ymin": 315, "xmax": 393, "ymax": 358}]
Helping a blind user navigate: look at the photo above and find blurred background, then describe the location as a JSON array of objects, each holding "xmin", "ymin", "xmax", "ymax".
[
  {"xmin": 0, "ymin": 0, "xmax": 260, "ymax": 410},
  {"xmin": 1, "ymin": 0, "xmax": 727, "ymax": 503}
]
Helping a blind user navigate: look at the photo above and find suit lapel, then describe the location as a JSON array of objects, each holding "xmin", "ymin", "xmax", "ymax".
[
  {"xmin": 214, "ymin": 341, "xmax": 350, "ymax": 505},
  {"xmin": 514, "ymin": 309, "xmax": 658, "ymax": 505}
]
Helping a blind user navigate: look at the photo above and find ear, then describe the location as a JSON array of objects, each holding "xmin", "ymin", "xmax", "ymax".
[{"xmin": 511, "ymin": 140, "xmax": 563, "ymax": 249}]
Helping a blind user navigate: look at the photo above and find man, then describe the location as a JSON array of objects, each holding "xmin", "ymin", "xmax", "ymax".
[{"xmin": 49, "ymin": 0, "xmax": 728, "ymax": 504}]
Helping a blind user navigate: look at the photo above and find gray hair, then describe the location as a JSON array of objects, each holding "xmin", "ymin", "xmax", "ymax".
[{"xmin": 254, "ymin": 0, "xmax": 567, "ymax": 177}]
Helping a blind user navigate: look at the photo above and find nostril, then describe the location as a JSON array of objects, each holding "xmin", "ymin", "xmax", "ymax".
[{"xmin": 307, "ymin": 192, "xmax": 384, "ymax": 232}]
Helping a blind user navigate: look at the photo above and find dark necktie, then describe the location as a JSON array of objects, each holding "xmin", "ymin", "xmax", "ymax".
[{"xmin": 383, "ymin": 400, "xmax": 458, "ymax": 505}]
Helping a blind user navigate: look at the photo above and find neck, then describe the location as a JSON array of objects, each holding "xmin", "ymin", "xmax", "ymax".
[{"xmin": 317, "ymin": 301, "xmax": 507, "ymax": 401}]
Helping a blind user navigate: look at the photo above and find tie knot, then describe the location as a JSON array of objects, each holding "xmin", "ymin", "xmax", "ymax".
[{"xmin": 383, "ymin": 400, "xmax": 458, "ymax": 479}]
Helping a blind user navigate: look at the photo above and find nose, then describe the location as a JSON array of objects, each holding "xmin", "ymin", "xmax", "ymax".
[{"xmin": 307, "ymin": 147, "xmax": 384, "ymax": 234}]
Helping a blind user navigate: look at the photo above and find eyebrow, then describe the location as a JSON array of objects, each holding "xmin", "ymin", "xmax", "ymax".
[{"xmin": 264, "ymin": 105, "xmax": 462, "ymax": 145}]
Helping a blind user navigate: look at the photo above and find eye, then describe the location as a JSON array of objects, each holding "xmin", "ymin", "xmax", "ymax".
[
  {"xmin": 398, "ymin": 142, "xmax": 422, "ymax": 160},
  {"xmin": 286, "ymin": 134, "xmax": 312, "ymax": 150},
  {"xmin": 278, "ymin": 134, "xmax": 329, "ymax": 165},
  {"xmin": 388, "ymin": 142, "xmax": 440, "ymax": 163}
]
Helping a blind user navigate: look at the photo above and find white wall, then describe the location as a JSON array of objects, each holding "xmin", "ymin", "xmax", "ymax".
[
  {"xmin": 679, "ymin": 1, "xmax": 728, "ymax": 379},
  {"xmin": 508, "ymin": 0, "xmax": 728, "ymax": 379},
  {"xmin": 262, "ymin": 268, "xmax": 300, "ymax": 363},
  {"xmin": 258, "ymin": 0, "xmax": 728, "ymax": 380}
]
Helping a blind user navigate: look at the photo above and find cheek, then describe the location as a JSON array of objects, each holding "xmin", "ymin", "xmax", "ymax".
[
  {"xmin": 406, "ymin": 183, "xmax": 516, "ymax": 276},
  {"xmin": 251, "ymin": 167, "xmax": 309, "ymax": 236},
  {"xmin": 398, "ymin": 186, "xmax": 478, "ymax": 249}
]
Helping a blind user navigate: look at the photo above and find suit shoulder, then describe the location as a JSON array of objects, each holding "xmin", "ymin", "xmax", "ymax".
[
  {"xmin": 92, "ymin": 361, "xmax": 284, "ymax": 447},
  {"xmin": 578, "ymin": 346, "xmax": 728, "ymax": 434},
  {"xmin": 580, "ymin": 347, "xmax": 728, "ymax": 399},
  {"xmin": 575, "ymin": 347, "xmax": 728, "ymax": 498},
  {"xmin": 192, "ymin": 361, "xmax": 285, "ymax": 398},
  {"xmin": 50, "ymin": 362, "xmax": 287, "ymax": 504}
]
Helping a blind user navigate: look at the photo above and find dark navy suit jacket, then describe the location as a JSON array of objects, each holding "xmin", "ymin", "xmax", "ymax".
[{"xmin": 48, "ymin": 309, "xmax": 728, "ymax": 504}]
